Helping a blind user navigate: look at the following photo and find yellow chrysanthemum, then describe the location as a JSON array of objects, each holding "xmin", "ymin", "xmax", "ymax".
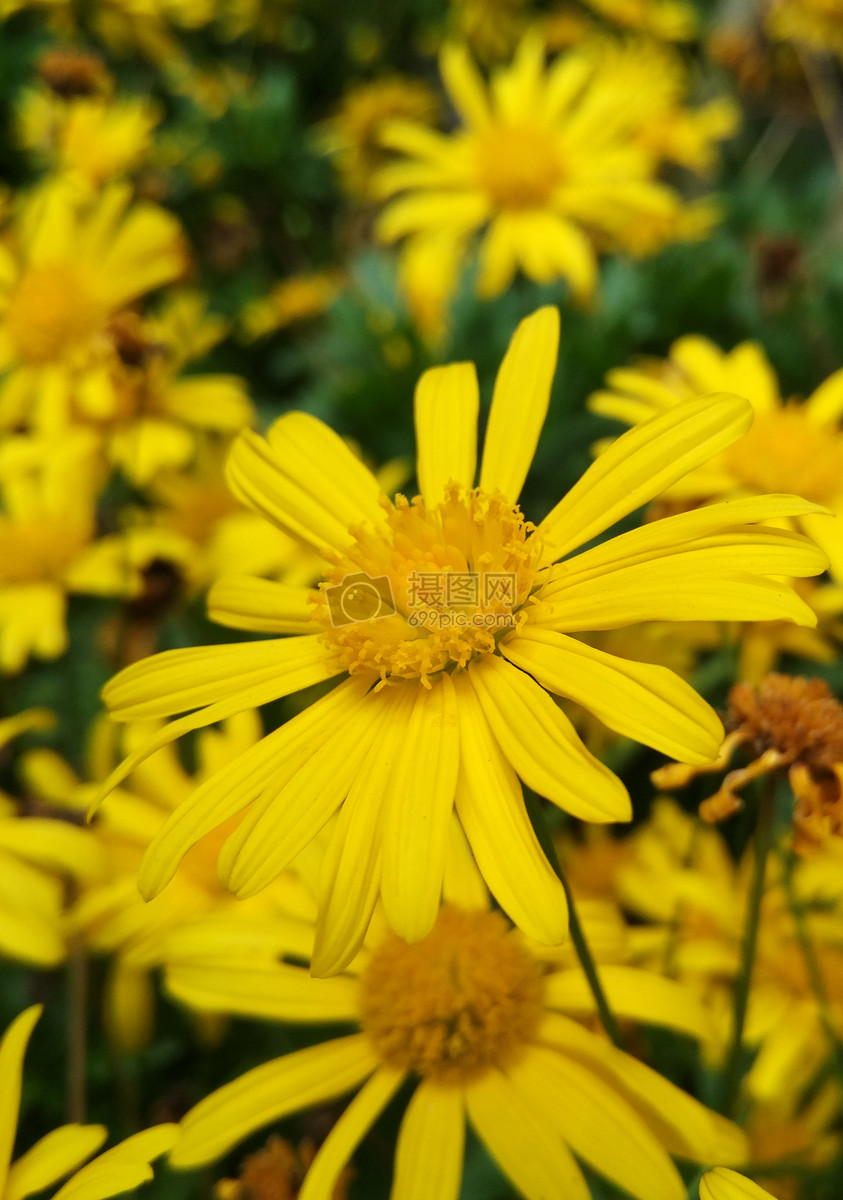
[
  {"xmin": 590, "ymin": 333, "xmax": 843, "ymax": 581},
  {"xmin": 765, "ymin": 0, "xmax": 843, "ymax": 63},
  {"xmin": 0, "ymin": 708, "xmax": 105, "ymax": 967},
  {"xmin": 0, "ymin": 433, "xmax": 188, "ymax": 672},
  {"xmin": 97, "ymin": 307, "xmax": 826, "ymax": 972},
  {"xmin": 16, "ymin": 88, "xmax": 160, "ymax": 192},
  {"xmin": 581, "ymin": 0, "xmax": 697, "ymax": 40},
  {"xmin": 20, "ymin": 710, "xmax": 313, "ymax": 1052},
  {"xmin": 320, "ymin": 77, "xmax": 439, "ymax": 200},
  {"xmin": 167, "ymin": 845, "xmax": 746, "ymax": 1200},
  {"xmin": 0, "ymin": 183, "xmax": 185, "ymax": 433},
  {"xmin": 0, "ymin": 1006, "xmax": 176, "ymax": 1200},
  {"xmin": 374, "ymin": 34, "xmax": 731, "ymax": 320}
]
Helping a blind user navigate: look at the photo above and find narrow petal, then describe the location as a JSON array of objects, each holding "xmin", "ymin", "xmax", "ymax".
[
  {"xmin": 165, "ymin": 961, "xmax": 357, "ymax": 1023},
  {"xmin": 227, "ymin": 414, "xmax": 386, "ymax": 556},
  {"xmin": 103, "ymin": 636, "xmax": 337, "ymax": 721},
  {"xmin": 414, "ymin": 363, "xmax": 478, "ymax": 507},
  {"xmin": 501, "ymin": 629, "xmax": 723, "ymax": 764},
  {"xmin": 392, "ymin": 1083, "xmax": 464, "ymax": 1200},
  {"xmin": 507, "ymin": 1048, "xmax": 684, "ymax": 1200},
  {"xmin": 805, "ymin": 367, "xmax": 843, "ymax": 426},
  {"xmin": 452, "ymin": 673, "xmax": 568, "ymax": 944},
  {"xmin": 219, "ymin": 686, "xmax": 384, "ymax": 898},
  {"xmin": 50, "ymin": 1127, "xmax": 178, "ymax": 1200},
  {"xmin": 6, "ymin": 1126, "xmax": 106, "ymax": 1200},
  {"xmin": 311, "ymin": 688, "xmax": 415, "ymax": 977},
  {"xmin": 299, "ymin": 1067, "xmax": 405, "ymax": 1200},
  {"xmin": 439, "ymin": 43, "xmax": 492, "ymax": 130},
  {"xmin": 464, "ymin": 1068, "xmax": 591, "ymax": 1200},
  {"xmin": 0, "ymin": 819, "xmax": 107, "ymax": 881},
  {"xmin": 207, "ymin": 577, "xmax": 321, "ymax": 634},
  {"xmin": 381, "ymin": 675, "xmax": 460, "ymax": 942},
  {"xmin": 700, "ymin": 1168, "xmax": 775, "ymax": 1200},
  {"xmin": 545, "ymin": 964, "xmax": 712, "ymax": 1040},
  {"xmin": 172, "ymin": 1036, "xmax": 379, "ymax": 1168},
  {"xmin": 479, "ymin": 306, "xmax": 559, "ymax": 503},
  {"xmin": 442, "ymin": 815, "xmax": 490, "ymax": 912},
  {"xmin": 377, "ymin": 193, "xmax": 490, "ymax": 243},
  {"xmin": 468, "ymin": 655, "xmax": 630, "ymax": 823},
  {"xmin": 138, "ymin": 678, "xmax": 369, "ymax": 899},
  {"xmin": 538, "ymin": 394, "xmax": 753, "ymax": 562},
  {"xmin": 0, "ymin": 1006, "xmax": 41, "ymax": 1194}
]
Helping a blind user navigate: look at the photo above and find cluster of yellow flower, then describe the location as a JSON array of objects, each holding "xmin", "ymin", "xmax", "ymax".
[{"xmin": 2, "ymin": 0, "xmax": 843, "ymax": 1199}]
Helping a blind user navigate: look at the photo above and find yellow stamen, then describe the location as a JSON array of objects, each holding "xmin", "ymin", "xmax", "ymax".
[{"xmin": 358, "ymin": 907, "xmax": 544, "ymax": 1084}]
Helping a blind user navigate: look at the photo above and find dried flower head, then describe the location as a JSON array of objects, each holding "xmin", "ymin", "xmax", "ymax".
[
  {"xmin": 653, "ymin": 674, "xmax": 843, "ymax": 851},
  {"xmin": 215, "ymin": 1136, "xmax": 351, "ymax": 1200}
]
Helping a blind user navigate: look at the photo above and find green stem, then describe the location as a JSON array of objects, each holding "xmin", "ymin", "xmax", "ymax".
[
  {"xmin": 525, "ymin": 794, "xmax": 624, "ymax": 1049},
  {"xmin": 719, "ymin": 775, "xmax": 776, "ymax": 1116}
]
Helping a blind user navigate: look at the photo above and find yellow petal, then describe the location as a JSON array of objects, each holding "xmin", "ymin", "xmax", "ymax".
[
  {"xmin": 381, "ymin": 675, "xmax": 460, "ymax": 943},
  {"xmin": 226, "ymin": 414, "xmax": 386, "ymax": 556},
  {"xmin": 546, "ymin": 964, "xmax": 712, "ymax": 1040},
  {"xmin": 479, "ymin": 306, "xmax": 559, "ymax": 502},
  {"xmin": 501, "ymin": 628, "xmax": 723, "ymax": 763},
  {"xmin": 299, "ymin": 1067, "xmax": 405, "ymax": 1200},
  {"xmin": 139, "ymin": 677, "xmax": 369, "ymax": 899},
  {"xmin": 377, "ymin": 193, "xmax": 490, "ymax": 244},
  {"xmin": 507, "ymin": 1047, "xmax": 683, "ymax": 1200},
  {"xmin": 464, "ymin": 1068, "xmax": 591, "ymax": 1200},
  {"xmin": 6, "ymin": 1125, "xmax": 106, "ymax": 1200},
  {"xmin": 165, "ymin": 961, "xmax": 357, "ymax": 1023},
  {"xmin": 452, "ymin": 673, "xmax": 568, "ymax": 944},
  {"xmin": 806, "ymin": 367, "xmax": 843, "ymax": 426},
  {"xmin": 50, "ymin": 1126, "xmax": 178, "ymax": 1200},
  {"xmin": 538, "ymin": 393, "xmax": 753, "ymax": 561},
  {"xmin": 0, "ymin": 819, "xmax": 107, "ymax": 882},
  {"xmin": 393, "ymin": 1083, "xmax": 464, "ymax": 1200},
  {"xmin": 414, "ymin": 363, "xmax": 478, "ymax": 507},
  {"xmin": 699, "ymin": 1168, "xmax": 776, "ymax": 1200},
  {"xmin": 439, "ymin": 42, "xmax": 491, "ymax": 130},
  {"xmin": 0, "ymin": 1007, "xmax": 41, "ymax": 1194},
  {"xmin": 468, "ymin": 655, "xmax": 630, "ymax": 823},
  {"xmin": 207, "ymin": 577, "xmax": 320, "ymax": 634},
  {"xmin": 172, "ymin": 1036, "xmax": 379, "ymax": 1168}
]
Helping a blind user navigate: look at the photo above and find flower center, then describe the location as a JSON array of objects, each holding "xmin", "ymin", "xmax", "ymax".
[
  {"xmin": 474, "ymin": 123, "xmax": 563, "ymax": 210},
  {"xmin": 728, "ymin": 674, "xmax": 843, "ymax": 768},
  {"xmin": 358, "ymin": 907, "xmax": 545, "ymax": 1084},
  {"xmin": 6, "ymin": 264, "xmax": 102, "ymax": 365},
  {"xmin": 722, "ymin": 407, "xmax": 843, "ymax": 503},
  {"xmin": 314, "ymin": 484, "xmax": 541, "ymax": 683}
]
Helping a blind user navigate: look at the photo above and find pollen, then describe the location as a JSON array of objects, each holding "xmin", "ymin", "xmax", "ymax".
[
  {"xmin": 722, "ymin": 406, "xmax": 843, "ymax": 503},
  {"xmin": 474, "ymin": 124, "xmax": 563, "ymax": 210},
  {"xmin": 6, "ymin": 264, "xmax": 102, "ymax": 365},
  {"xmin": 314, "ymin": 483, "xmax": 540, "ymax": 682},
  {"xmin": 358, "ymin": 907, "xmax": 545, "ymax": 1084}
]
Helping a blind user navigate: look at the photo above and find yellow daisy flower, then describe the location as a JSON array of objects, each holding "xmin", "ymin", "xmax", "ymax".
[
  {"xmin": 765, "ymin": 0, "xmax": 843, "ymax": 63},
  {"xmin": 374, "ymin": 34, "xmax": 728, "ymax": 314},
  {"xmin": 0, "ymin": 182, "xmax": 185, "ymax": 432},
  {"xmin": 448, "ymin": 0, "xmax": 530, "ymax": 62},
  {"xmin": 700, "ymin": 1168, "xmax": 777, "ymax": 1200},
  {"xmin": 590, "ymin": 333, "xmax": 843, "ymax": 580},
  {"xmin": 581, "ymin": 0, "xmax": 698, "ymax": 40},
  {"xmin": 97, "ymin": 307, "xmax": 826, "ymax": 972},
  {"xmin": 0, "ymin": 1006, "xmax": 177, "ymax": 1200},
  {"xmin": 0, "ymin": 708, "xmax": 105, "ymax": 967},
  {"xmin": 167, "ymin": 854, "xmax": 747, "ymax": 1200},
  {"xmin": 21, "ymin": 710, "xmax": 313, "ymax": 1052},
  {"xmin": 16, "ymin": 87, "xmax": 160, "ymax": 193},
  {"xmin": 0, "ymin": 433, "xmax": 188, "ymax": 672}
]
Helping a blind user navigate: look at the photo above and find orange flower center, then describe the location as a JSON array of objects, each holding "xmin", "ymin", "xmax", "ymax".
[
  {"xmin": 722, "ymin": 407, "xmax": 843, "ymax": 503},
  {"xmin": 358, "ymin": 907, "xmax": 544, "ymax": 1083},
  {"xmin": 474, "ymin": 123, "xmax": 563, "ymax": 210},
  {"xmin": 314, "ymin": 484, "xmax": 540, "ymax": 683}
]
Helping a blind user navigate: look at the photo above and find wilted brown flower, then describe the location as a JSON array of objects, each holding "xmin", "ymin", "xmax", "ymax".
[{"xmin": 215, "ymin": 1136, "xmax": 352, "ymax": 1200}]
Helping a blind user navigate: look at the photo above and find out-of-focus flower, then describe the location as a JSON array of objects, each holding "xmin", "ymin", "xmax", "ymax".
[
  {"xmin": 374, "ymin": 35, "xmax": 734, "ymax": 326},
  {"xmin": 0, "ymin": 433, "xmax": 187, "ymax": 672},
  {"xmin": 20, "ymin": 710, "xmax": 311, "ymax": 1052},
  {"xmin": 98, "ymin": 308, "xmax": 825, "ymax": 973},
  {"xmin": 700, "ymin": 1168, "xmax": 777, "ymax": 1200},
  {"xmin": 744, "ymin": 1084, "xmax": 841, "ymax": 1200},
  {"xmin": 655, "ymin": 675, "xmax": 843, "ymax": 853},
  {"xmin": 240, "ymin": 271, "xmax": 343, "ymax": 341},
  {"xmin": 448, "ymin": 0, "xmax": 530, "ymax": 62},
  {"xmin": 320, "ymin": 77, "xmax": 439, "ymax": 200},
  {"xmin": 0, "ymin": 182, "xmax": 185, "ymax": 435},
  {"xmin": 590, "ymin": 334, "xmax": 843, "ymax": 581},
  {"xmin": 169, "ymin": 841, "xmax": 746, "ymax": 1197},
  {"xmin": 0, "ymin": 1006, "xmax": 177, "ymax": 1199},
  {"xmin": 580, "ymin": 0, "xmax": 697, "ymax": 40},
  {"xmin": 0, "ymin": 707, "xmax": 106, "ymax": 967},
  {"xmin": 765, "ymin": 0, "xmax": 843, "ymax": 63},
  {"xmin": 16, "ymin": 87, "xmax": 160, "ymax": 192},
  {"xmin": 215, "ymin": 1137, "xmax": 351, "ymax": 1200}
]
